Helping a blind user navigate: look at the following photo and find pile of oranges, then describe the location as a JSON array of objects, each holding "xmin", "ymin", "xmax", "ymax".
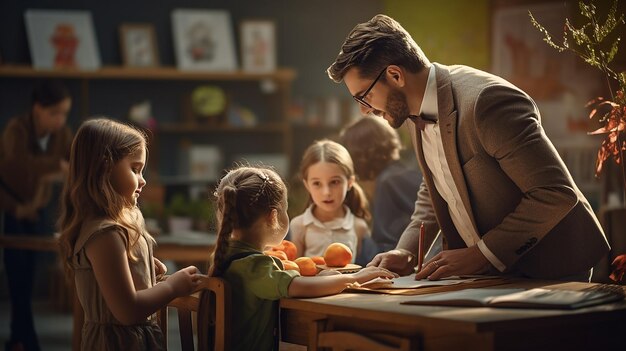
[{"xmin": 265, "ymin": 240, "xmax": 353, "ymax": 276}]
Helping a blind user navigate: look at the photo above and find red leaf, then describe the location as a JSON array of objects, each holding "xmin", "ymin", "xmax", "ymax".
[
  {"xmin": 609, "ymin": 254, "xmax": 626, "ymax": 282},
  {"xmin": 589, "ymin": 126, "xmax": 612, "ymax": 135}
]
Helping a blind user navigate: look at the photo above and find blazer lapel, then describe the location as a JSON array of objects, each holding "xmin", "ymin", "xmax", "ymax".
[{"xmin": 434, "ymin": 63, "xmax": 480, "ymax": 237}]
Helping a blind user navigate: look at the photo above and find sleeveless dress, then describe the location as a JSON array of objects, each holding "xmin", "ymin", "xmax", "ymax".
[{"xmin": 71, "ymin": 219, "xmax": 164, "ymax": 350}]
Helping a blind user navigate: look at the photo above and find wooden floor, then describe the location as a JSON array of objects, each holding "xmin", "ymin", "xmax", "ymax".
[{"xmin": 0, "ymin": 298, "xmax": 186, "ymax": 351}]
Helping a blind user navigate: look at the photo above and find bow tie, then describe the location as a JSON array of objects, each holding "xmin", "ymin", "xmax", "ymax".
[{"xmin": 409, "ymin": 114, "xmax": 437, "ymax": 131}]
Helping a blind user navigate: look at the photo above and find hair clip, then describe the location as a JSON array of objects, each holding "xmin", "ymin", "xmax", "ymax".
[{"xmin": 250, "ymin": 172, "xmax": 269, "ymax": 204}]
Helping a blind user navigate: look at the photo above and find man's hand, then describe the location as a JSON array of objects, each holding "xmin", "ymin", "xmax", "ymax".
[
  {"xmin": 366, "ymin": 249, "xmax": 416, "ymax": 276},
  {"xmin": 415, "ymin": 245, "xmax": 492, "ymax": 280}
]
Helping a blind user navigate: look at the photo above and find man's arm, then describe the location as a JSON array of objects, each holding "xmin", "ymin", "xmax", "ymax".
[{"xmin": 473, "ymin": 84, "xmax": 578, "ymax": 268}]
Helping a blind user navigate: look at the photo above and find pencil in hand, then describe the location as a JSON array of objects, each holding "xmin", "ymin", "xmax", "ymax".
[{"xmin": 417, "ymin": 222, "xmax": 425, "ymax": 272}]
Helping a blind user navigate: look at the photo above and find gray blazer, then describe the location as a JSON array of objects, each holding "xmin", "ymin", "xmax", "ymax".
[{"xmin": 396, "ymin": 63, "xmax": 609, "ymax": 279}]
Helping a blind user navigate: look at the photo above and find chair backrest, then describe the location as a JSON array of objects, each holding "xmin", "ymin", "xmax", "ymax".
[{"xmin": 158, "ymin": 276, "xmax": 231, "ymax": 351}]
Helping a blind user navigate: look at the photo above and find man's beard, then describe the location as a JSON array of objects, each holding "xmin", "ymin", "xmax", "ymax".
[{"xmin": 384, "ymin": 88, "xmax": 410, "ymax": 129}]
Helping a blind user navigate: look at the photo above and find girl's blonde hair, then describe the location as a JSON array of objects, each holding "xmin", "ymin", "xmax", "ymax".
[
  {"xmin": 58, "ymin": 118, "xmax": 151, "ymax": 275},
  {"xmin": 299, "ymin": 139, "xmax": 370, "ymax": 221},
  {"xmin": 209, "ymin": 166, "xmax": 286, "ymax": 277}
]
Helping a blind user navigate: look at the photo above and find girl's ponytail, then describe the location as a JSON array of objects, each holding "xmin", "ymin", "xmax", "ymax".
[{"xmin": 345, "ymin": 181, "xmax": 371, "ymax": 221}]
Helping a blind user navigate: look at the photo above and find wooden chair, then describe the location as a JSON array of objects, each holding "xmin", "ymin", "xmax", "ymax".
[
  {"xmin": 158, "ymin": 276, "xmax": 231, "ymax": 351},
  {"xmin": 309, "ymin": 319, "xmax": 418, "ymax": 351}
]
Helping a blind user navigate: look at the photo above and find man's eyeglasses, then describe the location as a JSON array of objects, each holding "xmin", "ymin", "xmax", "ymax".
[{"xmin": 352, "ymin": 67, "xmax": 387, "ymax": 109}]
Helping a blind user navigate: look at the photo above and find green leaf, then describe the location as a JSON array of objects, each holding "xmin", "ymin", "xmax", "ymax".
[{"xmin": 607, "ymin": 37, "xmax": 620, "ymax": 63}]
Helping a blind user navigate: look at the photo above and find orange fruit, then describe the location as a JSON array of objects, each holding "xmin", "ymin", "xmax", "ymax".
[
  {"xmin": 268, "ymin": 239, "xmax": 298, "ymax": 261},
  {"xmin": 281, "ymin": 260, "xmax": 300, "ymax": 272},
  {"xmin": 281, "ymin": 240, "xmax": 298, "ymax": 261},
  {"xmin": 324, "ymin": 243, "xmax": 353, "ymax": 267},
  {"xmin": 294, "ymin": 257, "xmax": 318, "ymax": 276},
  {"xmin": 264, "ymin": 250, "xmax": 288, "ymax": 261},
  {"xmin": 310, "ymin": 256, "xmax": 326, "ymax": 265}
]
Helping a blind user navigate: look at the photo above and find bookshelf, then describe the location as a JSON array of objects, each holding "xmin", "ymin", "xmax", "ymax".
[{"xmin": 0, "ymin": 65, "xmax": 297, "ymax": 184}]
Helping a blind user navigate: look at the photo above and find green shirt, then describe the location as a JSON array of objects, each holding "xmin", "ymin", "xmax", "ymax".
[{"xmin": 223, "ymin": 240, "xmax": 300, "ymax": 351}]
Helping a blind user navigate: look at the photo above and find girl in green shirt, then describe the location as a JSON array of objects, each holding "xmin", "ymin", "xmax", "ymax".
[{"xmin": 209, "ymin": 166, "xmax": 396, "ymax": 351}]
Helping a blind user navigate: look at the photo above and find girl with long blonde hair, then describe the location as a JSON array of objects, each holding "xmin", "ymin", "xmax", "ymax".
[{"xmin": 58, "ymin": 118, "xmax": 201, "ymax": 350}]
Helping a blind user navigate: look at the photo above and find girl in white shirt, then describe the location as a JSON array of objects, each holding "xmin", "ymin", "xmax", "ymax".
[{"xmin": 290, "ymin": 139, "xmax": 370, "ymax": 262}]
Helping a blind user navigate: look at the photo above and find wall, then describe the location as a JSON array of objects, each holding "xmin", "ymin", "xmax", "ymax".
[
  {"xmin": 385, "ymin": 0, "xmax": 491, "ymax": 70},
  {"xmin": 0, "ymin": 0, "xmax": 383, "ymax": 97}
]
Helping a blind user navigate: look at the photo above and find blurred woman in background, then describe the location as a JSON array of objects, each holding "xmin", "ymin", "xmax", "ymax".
[{"xmin": 0, "ymin": 79, "xmax": 73, "ymax": 351}]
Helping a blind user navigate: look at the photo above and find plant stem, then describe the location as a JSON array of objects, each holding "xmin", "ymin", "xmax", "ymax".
[
  {"xmin": 603, "ymin": 70, "xmax": 615, "ymax": 100},
  {"xmin": 617, "ymin": 131, "xmax": 626, "ymax": 207}
]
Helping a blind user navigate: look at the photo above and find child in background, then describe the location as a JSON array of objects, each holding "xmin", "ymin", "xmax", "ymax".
[
  {"xmin": 339, "ymin": 115, "xmax": 423, "ymax": 261},
  {"xmin": 209, "ymin": 165, "xmax": 395, "ymax": 351},
  {"xmin": 58, "ymin": 118, "xmax": 202, "ymax": 350},
  {"xmin": 290, "ymin": 139, "xmax": 370, "ymax": 262}
]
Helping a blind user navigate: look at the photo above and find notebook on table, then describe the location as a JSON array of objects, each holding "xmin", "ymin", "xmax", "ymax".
[{"xmin": 401, "ymin": 284, "xmax": 626, "ymax": 310}]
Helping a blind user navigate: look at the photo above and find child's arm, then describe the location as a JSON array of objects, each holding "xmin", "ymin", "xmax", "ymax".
[
  {"xmin": 287, "ymin": 266, "xmax": 396, "ymax": 297},
  {"xmin": 86, "ymin": 230, "xmax": 202, "ymax": 325}
]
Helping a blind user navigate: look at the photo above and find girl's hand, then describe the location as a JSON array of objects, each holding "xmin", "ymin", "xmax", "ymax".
[
  {"xmin": 165, "ymin": 266, "xmax": 203, "ymax": 296},
  {"xmin": 153, "ymin": 258, "xmax": 167, "ymax": 281},
  {"xmin": 316, "ymin": 269, "xmax": 342, "ymax": 276},
  {"xmin": 352, "ymin": 266, "xmax": 397, "ymax": 284},
  {"xmin": 367, "ymin": 249, "xmax": 416, "ymax": 276}
]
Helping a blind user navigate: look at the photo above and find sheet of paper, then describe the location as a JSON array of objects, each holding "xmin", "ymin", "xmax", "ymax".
[
  {"xmin": 361, "ymin": 275, "xmax": 481, "ymax": 289},
  {"xmin": 401, "ymin": 288, "xmax": 525, "ymax": 306},
  {"xmin": 390, "ymin": 275, "xmax": 472, "ymax": 288}
]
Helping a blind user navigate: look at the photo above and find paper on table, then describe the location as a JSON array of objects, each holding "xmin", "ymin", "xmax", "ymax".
[{"xmin": 360, "ymin": 275, "xmax": 479, "ymax": 289}]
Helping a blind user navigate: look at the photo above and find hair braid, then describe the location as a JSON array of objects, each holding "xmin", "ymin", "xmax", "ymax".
[{"xmin": 209, "ymin": 186, "xmax": 237, "ymax": 277}]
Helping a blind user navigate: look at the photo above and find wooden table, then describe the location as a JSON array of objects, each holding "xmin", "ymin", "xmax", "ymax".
[
  {"xmin": 0, "ymin": 232, "xmax": 216, "ymax": 351},
  {"xmin": 280, "ymin": 280, "xmax": 626, "ymax": 351}
]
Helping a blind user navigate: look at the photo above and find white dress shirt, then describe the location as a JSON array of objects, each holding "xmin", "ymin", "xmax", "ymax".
[{"xmin": 418, "ymin": 65, "xmax": 506, "ymax": 272}]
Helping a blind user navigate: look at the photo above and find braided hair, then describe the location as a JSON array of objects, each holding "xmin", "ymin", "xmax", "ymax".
[{"xmin": 208, "ymin": 166, "xmax": 286, "ymax": 277}]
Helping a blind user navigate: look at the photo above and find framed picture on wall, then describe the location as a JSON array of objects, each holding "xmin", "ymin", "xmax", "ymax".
[
  {"xmin": 24, "ymin": 9, "xmax": 101, "ymax": 70},
  {"xmin": 119, "ymin": 23, "xmax": 159, "ymax": 67},
  {"xmin": 240, "ymin": 20, "xmax": 276, "ymax": 73},
  {"xmin": 171, "ymin": 9, "xmax": 237, "ymax": 71}
]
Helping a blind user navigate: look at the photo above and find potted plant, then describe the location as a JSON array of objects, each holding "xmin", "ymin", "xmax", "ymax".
[
  {"xmin": 530, "ymin": 0, "xmax": 626, "ymax": 282},
  {"xmin": 189, "ymin": 197, "xmax": 215, "ymax": 232},
  {"xmin": 166, "ymin": 193, "xmax": 193, "ymax": 234},
  {"xmin": 139, "ymin": 201, "xmax": 163, "ymax": 236}
]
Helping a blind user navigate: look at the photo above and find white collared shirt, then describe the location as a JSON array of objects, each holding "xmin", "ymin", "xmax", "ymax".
[
  {"xmin": 289, "ymin": 204, "xmax": 359, "ymax": 262},
  {"xmin": 418, "ymin": 65, "xmax": 506, "ymax": 272}
]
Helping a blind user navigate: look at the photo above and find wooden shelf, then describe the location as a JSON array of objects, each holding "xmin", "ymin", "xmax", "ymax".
[
  {"xmin": 0, "ymin": 64, "xmax": 296, "ymax": 178},
  {"xmin": 0, "ymin": 65, "xmax": 296, "ymax": 82},
  {"xmin": 157, "ymin": 123, "xmax": 285, "ymax": 133}
]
